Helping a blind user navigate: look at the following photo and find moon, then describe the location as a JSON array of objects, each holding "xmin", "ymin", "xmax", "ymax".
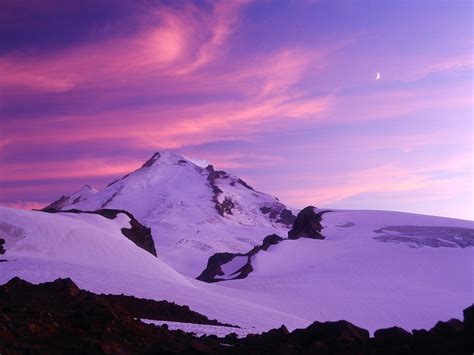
[{"xmin": 376, "ymin": 72, "xmax": 381, "ymax": 80}]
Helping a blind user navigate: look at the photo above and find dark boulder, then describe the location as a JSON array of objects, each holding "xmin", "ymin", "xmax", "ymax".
[
  {"xmin": 288, "ymin": 206, "xmax": 329, "ymax": 240},
  {"xmin": 463, "ymin": 304, "xmax": 474, "ymax": 332},
  {"xmin": 373, "ymin": 326, "xmax": 412, "ymax": 354},
  {"xmin": 431, "ymin": 319, "xmax": 464, "ymax": 336},
  {"xmin": 237, "ymin": 178, "xmax": 254, "ymax": 191},
  {"xmin": 292, "ymin": 320, "xmax": 369, "ymax": 354}
]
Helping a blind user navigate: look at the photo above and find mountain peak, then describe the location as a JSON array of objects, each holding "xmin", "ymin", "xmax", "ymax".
[
  {"xmin": 140, "ymin": 151, "xmax": 191, "ymax": 169},
  {"xmin": 41, "ymin": 151, "xmax": 296, "ymax": 275},
  {"xmin": 80, "ymin": 184, "xmax": 97, "ymax": 193},
  {"xmin": 42, "ymin": 184, "xmax": 97, "ymax": 211}
]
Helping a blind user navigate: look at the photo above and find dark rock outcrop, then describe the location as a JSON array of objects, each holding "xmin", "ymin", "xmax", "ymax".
[
  {"xmin": 277, "ymin": 208, "xmax": 297, "ymax": 225},
  {"xmin": 259, "ymin": 234, "xmax": 283, "ymax": 251},
  {"xmin": 42, "ymin": 195, "xmax": 70, "ymax": 212},
  {"xmin": 42, "ymin": 184, "xmax": 97, "ymax": 211},
  {"xmin": 288, "ymin": 206, "xmax": 330, "ymax": 240},
  {"xmin": 260, "ymin": 205, "xmax": 296, "ymax": 226},
  {"xmin": 196, "ymin": 252, "xmax": 240, "ymax": 282},
  {"xmin": 197, "ymin": 234, "xmax": 284, "ymax": 282},
  {"xmin": 0, "ymin": 278, "xmax": 472, "ymax": 354},
  {"xmin": 206, "ymin": 164, "xmax": 235, "ymax": 216},
  {"xmin": 372, "ymin": 326, "xmax": 412, "ymax": 353},
  {"xmin": 95, "ymin": 209, "xmax": 157, "ymax": 257},
  {"xmin": 292, "ymin": 320, "xmax": 370, "ymax": 354},
  {"xmin": 141, "ymin": 152, "xmax": 161, "ymax": 168},
  {"xmin": 0, "ymin": 238, "xmax": 5, "ymax": 254},
  {"xmin": 40, "ymin": 208, "xmax": 157, "ymax": 257},
  {"xmin": 198, "ymin": 207, "xmax": 333, "ymax": 283},
  {"xmin": 464, "ymin": 304, "xmax": 474, "ymax": 332},
  {"xmin": 236, "ymin": 178, "xmax": 254, "ymax": 191}
]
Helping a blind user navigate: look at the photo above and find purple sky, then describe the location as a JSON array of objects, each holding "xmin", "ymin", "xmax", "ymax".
[{"xmin": 0, "ymin": 0, "xmax": 472, "ymax": 219}]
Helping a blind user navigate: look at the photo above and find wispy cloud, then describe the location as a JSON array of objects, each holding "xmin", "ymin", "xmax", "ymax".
[{"xmin": 281, "ymin": 153, "xmax": 472, "ymax": 207}]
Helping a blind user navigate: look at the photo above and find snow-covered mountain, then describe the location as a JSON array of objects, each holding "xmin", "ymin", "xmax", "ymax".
[
  {"xmin": 44, "ymin": 184, "xmax": 97, "ymax": 211},
  {"xmin": 0, "ymin": 151, "xmax": 473, "ymax": 335},
  {"xmin": 43, "ymin": 151, "xmax": 295, "ymax": 276}
]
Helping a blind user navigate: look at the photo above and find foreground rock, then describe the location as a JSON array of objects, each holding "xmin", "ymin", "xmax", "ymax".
[
  {"xmin": 0, "ymin": 278, "xmax": 472, "ymax": 354},
  {"xmin": 0, "ymin": 277, "xmax": 233, "ymax": 354}
]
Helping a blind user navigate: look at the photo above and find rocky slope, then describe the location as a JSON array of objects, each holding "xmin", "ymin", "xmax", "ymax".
[
  {"xmin": 43, "ymin": 184, "xmax": 97, "ymax": 211},
  {"xmin": 0, "ymin": 278, "xmax": 472, "ymax": 354},
  {"xmin": 197, "ymin": 207, "xmax": 331, "ymax": 282}
]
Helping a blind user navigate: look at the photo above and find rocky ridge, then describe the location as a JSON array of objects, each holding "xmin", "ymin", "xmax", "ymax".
[
  {"xmin": 41, "ymin": 208, "xmax": 157, "ymax": 257},
  {"xmin": 197, "ymin": 207, "xmax": 330, "ymax": 282},
  {"xmin": 0, "ymin": 277, "xmax": 472, "ymax": 354}
]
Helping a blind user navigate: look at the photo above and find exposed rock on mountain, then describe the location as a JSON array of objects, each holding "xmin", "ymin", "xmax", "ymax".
[
  {"xmin": 288, "ymin": 206, "xmax": 330, "ymax": 240},
  {"xmin": 197, "ymin": 234, "xmax": 284, "ymax": 282},
  {"xmin": 260, "ymin": 206, "xmax": 296, "ymax": 226},
  {"xmin": 277, "ymin": 208, "xmax": 297, "ymax": 225},
  {"xmin": 196, "ymin": 252, "xmax": 240, "ymax": 282},
  {"xmin": 141, "ymin": 151, "xmax": 161, "ymax": 168},
  {"xmin": 45, "ymin": 208, "xmax": 158, "ymax": 257},
  {"xmin": 95, "ymin": 209, "xmax": 156, "ymax": 256},
  {"xmin": 197, "ymin": 206, "xmax": 339, "ymax": 282},
  {"xmin": 42, "ymin": 184, "xmax": 97, "ymax": 212}
]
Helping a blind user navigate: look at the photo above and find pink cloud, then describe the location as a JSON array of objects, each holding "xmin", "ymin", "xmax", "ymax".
[
  {"xmin": 196, "ymin": 152, "xmax": 287, "ymax": 169},
  {"xmin": 1, "ymin": 200, "xmax": 45, "ymax": 211},
  {"xmin": 0, "ymin": 158, "xmax": 139, "ymax": 182},
  {"xmin": 0, "ymin": 1, "xmax": 247, "ymax": 94},
  {"xmin": 2, "ymin": 44, "xmax": 335, "ymax": 153},
  {"xmin": 280, "ymin": 153, "xmax": 472, "ymax": 208}
]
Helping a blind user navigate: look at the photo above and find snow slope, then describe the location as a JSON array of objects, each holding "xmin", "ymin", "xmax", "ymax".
[
  {"xmin": 216, "ymin": 209, "xmax": 474, "ymax": 333},
  {"xmin": 0, "ymin": 206, "xmax": 307, "ymax": 331},
  {"xmin": 49, "ymin": 152, "xmax": 292, "ymax": 276},
  {"xmin": 0, "ymin": 206, "xmax": 188, "ymax": 284},
  {"xmin": 141, "ymin": 320, "xmax": 252, "ymax": 338},
  {"xmin": 1, "ymin": 152, "xmax": 473, "ymax": 335}
]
